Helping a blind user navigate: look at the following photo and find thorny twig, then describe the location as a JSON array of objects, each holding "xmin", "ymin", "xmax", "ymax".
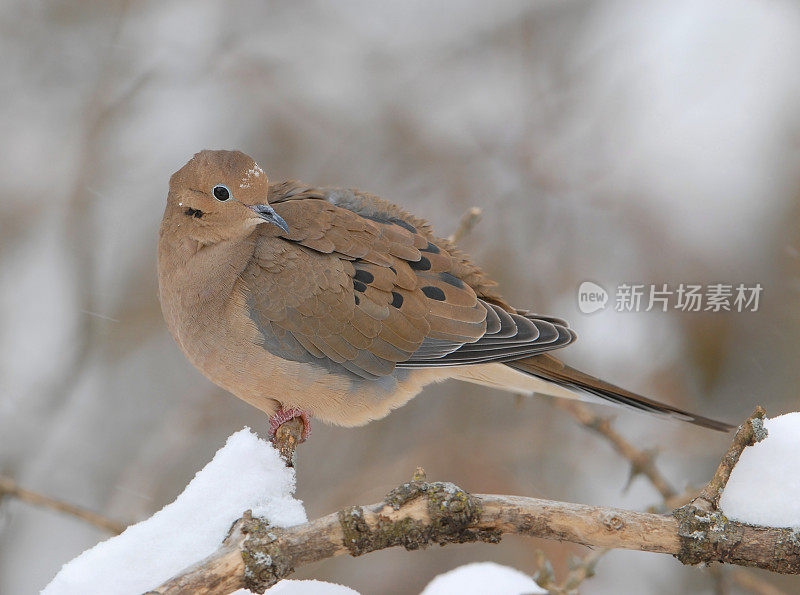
[
  {"xmin": 542, "ymin": 399, "xmax": 679, "ymax": 591},
  {"xmin": 552, "ymin": 399, "xmax": 678, "ymax": 500},
  {"xmin": 554, "ymin": 402, "xmax": 782, "ymax": 594}
]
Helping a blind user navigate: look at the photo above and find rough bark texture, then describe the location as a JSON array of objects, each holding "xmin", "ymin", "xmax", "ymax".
[
  {"xmin": 151, "ymin": 407, "xmax": 800, "ymax": 594},
  {"xmin": 691, "ymin": 406, "xmax": 767, "ymax": 513},
  {"xmin": 151, "ymin": 479, "xmax": 679, "ymax": 594},
  {"xmin": 671, "ymin": 406, "xmax": 798, "ymax": 571},
  {"xmin": 673, "ymin": 505, "xmax": 800, "ymax": 573}
]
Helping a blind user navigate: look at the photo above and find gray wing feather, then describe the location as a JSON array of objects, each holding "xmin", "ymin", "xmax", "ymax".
[{"xmin": 398, "ymin": 302, "xmax": 576, "ymax": 368}]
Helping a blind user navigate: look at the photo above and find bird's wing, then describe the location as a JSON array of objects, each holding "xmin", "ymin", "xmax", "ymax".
[{"xmin": 244, "ymin": 186, "xmax": 576, "ymax": 379}]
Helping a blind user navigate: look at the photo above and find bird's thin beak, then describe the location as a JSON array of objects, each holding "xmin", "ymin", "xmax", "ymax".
[{"xmin": 248, "ymin": 204, "xmax": 290, "ymax": 234}]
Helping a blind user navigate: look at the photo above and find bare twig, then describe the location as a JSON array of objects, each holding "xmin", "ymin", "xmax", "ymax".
[
  {"xmin": 556, "ymin": 403, "xmax": 782, "ymax": 592},
  {"xmin": 552, "ymin": 399, "xmax": 678, "ymax": 500},
  {"xmin": 672, "ymin": 407, "xmax": 785, "ymax": 570},
  {"xmin": 555, "ymin": 548, "xmax": 608, "ymax": 594},
  {"xmin": 531, "ymin": 550, "xmax": 557, "ymax": 591},
  {"xmin": 448, "ymin": 207, "xmax": 483, "ymax": 243},
  {"xmin": 0, "ymin": 474, "xmax": 125, "ymax": 535},
  {"xmin": 691, "ymin": 406, "xmax": 767, "ymax": 513},
  {"xmin": 532, "ymin": 544, "xmax": 608, "ymax": 594}
]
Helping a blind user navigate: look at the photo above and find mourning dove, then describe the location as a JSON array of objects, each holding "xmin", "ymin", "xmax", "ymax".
[{"xmin": 158, "ymin": 150, "xmax": 732, "ymax": 440}]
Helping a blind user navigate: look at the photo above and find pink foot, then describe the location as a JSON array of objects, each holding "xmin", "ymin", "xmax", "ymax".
[{"xmin": 268, "ymin": 407, "xmax": 311, "ymax": 443}]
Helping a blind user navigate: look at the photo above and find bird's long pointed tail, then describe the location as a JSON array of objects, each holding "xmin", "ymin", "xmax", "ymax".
[
  {"xmin": 507, "ymin": 354, "xmax": 733, "ymax": 432},
  {"xmin": 455, "ymin": 353, "xmax": 733, "ymax": 432}
]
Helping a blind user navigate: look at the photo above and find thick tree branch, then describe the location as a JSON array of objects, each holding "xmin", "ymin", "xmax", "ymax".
[
  {"xmin": 152, "ymin": 409, "xmax": 800, "ymax": 594},
  {"xmin": 553, "ymin": 402, "xmax": 782, "ymax": 594},
  {"xmin": 152, "ymin": 482, "xmax": 679, "ymax": 594},
  {"xmin": 151, "ymin": 484, "xmax": 799, "ymax": 595},
  {"xmin": 551, "ymin": 398, "xmax": 680, "ymax": 587},
  {"xmin": 671, "ymin": 407, "xmax": 780, "ymax": 570}
]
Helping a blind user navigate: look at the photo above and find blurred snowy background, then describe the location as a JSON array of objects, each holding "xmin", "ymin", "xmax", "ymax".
[{"xmin": 2, "ymin": 0, "xmax": 800, "ymax": 593}]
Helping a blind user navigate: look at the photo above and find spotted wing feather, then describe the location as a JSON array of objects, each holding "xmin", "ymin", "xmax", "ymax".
[{"xmin": 246, "ymin": 185, "xmax": 575, "ymax": 378}]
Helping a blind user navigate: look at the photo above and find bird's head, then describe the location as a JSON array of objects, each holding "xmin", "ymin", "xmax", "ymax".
[{"xmin": 164, "ymin": 149, "xmax": 289, "ymax": 244}]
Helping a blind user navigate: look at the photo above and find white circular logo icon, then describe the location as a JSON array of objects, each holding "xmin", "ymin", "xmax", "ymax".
[{"xmin": 578, "ymin": 281, "xmax": 608, "ymax": 314}]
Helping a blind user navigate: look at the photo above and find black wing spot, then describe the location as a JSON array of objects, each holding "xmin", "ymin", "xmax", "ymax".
[
  {"xmin": 389, "ymin": 217, "xmax": 417, "ymax": 233},
  {"xmin": 391, "ymin": 291, "xmax": 404, "ymax": 308},
  {"xmin": 354, "ymin": 269, "xmax": 375, "ymax": 284},
  {"xmin": 439, "ymin": 272, "xmax": 465, "ymax": 288},
  {"xmin": 421, "ymin": 241, "xmax": 440, "ymax": 254},
  {"xmin": 184, "ymin": 207, "xmax": 203, "ymax": 218},
  {"xmin": 355, "ymin": 295, "xmax": 360, "ymax": 305},
  {"xmin": 353, "ymin": 281, "xmax": 367, "ymax": 292},
  {"xmin": 408, "ymin": 256, "xmax": 431, "ymax": 271},
  {"xmin": 364, "ymin": 214, "xmax": 417, "ymax": 234},
  {"xmin": 421, "ymin": 286, "xmax": 446, "ymax": 301}
]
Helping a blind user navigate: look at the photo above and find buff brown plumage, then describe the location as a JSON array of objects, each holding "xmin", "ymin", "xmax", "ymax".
[{"xmin": 158, "ymin": 150, "xmax": 732, "ymax": 440}]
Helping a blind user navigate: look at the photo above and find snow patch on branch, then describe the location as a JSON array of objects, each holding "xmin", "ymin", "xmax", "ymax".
[
  {"xmin": 42, "ymin": 429, "xmax": 552, "ymax": 594},
  {"xmin": 720, "ymin": 412, "xmax": 800, "ymax": 528},
  {"xmin": 43, "ymin": 429, "xmax": 306, "ymax": 594}
]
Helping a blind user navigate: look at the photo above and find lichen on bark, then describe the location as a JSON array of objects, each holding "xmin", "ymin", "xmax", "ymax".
[
  {"xmin": 240, "ymin": 515, "xmax": 289, "ymax": 593},
  {"xmin": 341, "ymin": 478, "xmax": 500, "ymax": 558}
]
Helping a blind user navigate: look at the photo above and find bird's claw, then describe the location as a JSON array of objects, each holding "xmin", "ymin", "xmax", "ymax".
[{"xmin": 268, "ymin": 407, "xmax": 311, "ymax": 442}]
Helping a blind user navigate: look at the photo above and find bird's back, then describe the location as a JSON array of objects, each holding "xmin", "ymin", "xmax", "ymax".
[{"xmin": 159, "ymin": 151, "xmax": 732, "ymax": 432}]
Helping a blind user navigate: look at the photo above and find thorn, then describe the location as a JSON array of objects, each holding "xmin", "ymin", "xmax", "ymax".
[{"xmin": 624, "ymin": 448, "xmax": 658, "ymax": 492}]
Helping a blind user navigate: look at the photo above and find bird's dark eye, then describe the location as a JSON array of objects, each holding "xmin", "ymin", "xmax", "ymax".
[{"xmin": 212, "ymin": 185, "xmax": 231, "ymax": 201}]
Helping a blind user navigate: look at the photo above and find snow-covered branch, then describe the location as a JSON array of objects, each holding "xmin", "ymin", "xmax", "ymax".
[
  {"xmin": 152, "ymin": 408, "xmax": 799, "ymax": 594},
  {"xmin": 45, "ymin": 409, "xmax": 800, "ymax": 594},
  {"xmin": 150, "ymin": 471, "xmax": 676, "ymax": 594}
]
